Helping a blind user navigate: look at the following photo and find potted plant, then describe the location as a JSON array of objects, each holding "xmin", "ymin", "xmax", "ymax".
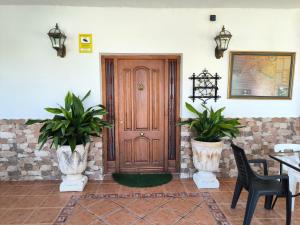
[
  {"xmin": 26, "ymin": 91, "xmax": 112, "ymax": 192},
  {"xmin": 178, "ymin": 103, "xmax": 241, "ymax": 188}
]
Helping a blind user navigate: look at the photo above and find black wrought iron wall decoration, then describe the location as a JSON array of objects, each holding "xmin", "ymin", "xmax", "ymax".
[{"xmin": 189, "ymin": 69, "xmax": 221, "ymax": 104}]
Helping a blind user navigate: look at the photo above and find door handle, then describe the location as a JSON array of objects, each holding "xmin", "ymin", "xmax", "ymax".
[{"xmin": 140, "ymin": 132, "xmax": 144, "ymax": 136}]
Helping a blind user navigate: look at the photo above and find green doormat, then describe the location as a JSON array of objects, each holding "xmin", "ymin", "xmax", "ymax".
[{"xmin": 112, "ymin": 173, "xmax": 173, "ymax": 187}]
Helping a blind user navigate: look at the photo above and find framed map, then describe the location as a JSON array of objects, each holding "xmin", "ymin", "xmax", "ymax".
[{"xmin": 228, "ymin": 51, "xmax": 295, "ymax": 99}]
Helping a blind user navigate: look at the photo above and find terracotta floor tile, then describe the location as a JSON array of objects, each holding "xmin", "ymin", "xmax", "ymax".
[
  {"xmin": 145, "ymin": 197, "xmax": 171, "ymax": 208},
  {"xmin": 253, "ymin": 204, "xmax": 282, "ymax": 219},
  {"xmin": 126, "ymin": 199, "xmax": 159, "ymax": 217},
  {"xmin": 183, "ymin": 182, "xmax": 199, "ymax": 193},
  {"xmin": 220, "ymin": 203, "xmax": 246, "ymax": 220},
  {"xmin": 140, "ymin": 185, "xmax": 166, "ymax": 193},
  {"xmin": 0, "ymin": 209, "xmax": 7, "ymax": 217},
  {"xmin": 175, "ymin": 218, "xmax": 196, "ymax": 225},
  {"xmin": 256, "ymin": 219, "xmax": 286, "ymax": 225},
  {"xmin": 28, "ymin": 184, "xmax": 57, "ymax": 195},
  {"xmin": 87, "ymin": 199, "xmax": 121, "ymax": 217},
  {"xmin": 104, "ymin": 208, "xmax": 138, "ymax": 225},
  {"xmin": 111, "ymin": 198, "xmax": 136, "ymax": 207},
  {"xmin": 66, "ymin": 205, "xmax": 98, "ymax": 225},
  {"xmin": 132, "ymin": 219, "xmax": 152, "ymax": 225},
  {"xmin": 49, "ymin": 191, "xmax": 74, "ymax": 198},
  {"xmin": 0, "ymin": 196, "xmax": 23, "ymax": 208},
  {"xmin": 219, "ymin": 182, "xmax": 236, "ymax": 192},
  {"xmin": 118, "ymin": 186, "xmax": 143, "ymax": 194},
  {"xmin": 144, "ymin": 205, "xmax": 182, "ymax": 225},
  {"xmin": 90, "ymin": 220, "xmax": 107, "ymax": 225},
  {"xmin": 24, "ymin": 207, "xmax": 62, "ymax": 224},
  {"xmin": 14, "ymin": 196, "xmax": 47, "ymax": 208},
  {"xmin": 77, "ymin": 197, "xmax": 99, "ymax": 208},
  {"xmin": 211, "ymin": 191, "xmax": 237, "ymax": 204},
  {"xmin": 229, "ymin": 219, "xmax": 261, "ymax": 225},
  {"xmin": 222, "ymin": 202, "xmax": 283, "ymax": 223},
  {"xmin": 3, "ymin": 178, "xmax": 294, "ymax": 225},
  {"xmin": 82, "ymin": 183, "xmax": 99, "ymax": 193},
  {"xmin": 1, "ymin": 208, "xmax": 34, "ymax": 224},
  {"xmin": 290, "ymin": 204, "xmax": 300, "ymax": 220},
  {"xmin": 41, "ymin": 194, "xmax": 70, "ymax": 207},
  {"xmin": 5, "ymin": 185, "xmax": 32, "ymax": 195},
  {"xmin": 97, "ymin": 184, "xmax": 121, "ymax": 194},
  {"xmin": 164, "ymin": 198, "xmax": 199, "ymax": 216},
  {"xmin": 164, "ymin": 183, "xmax": 186, "ymax": 193},
  {"xmin": 184, "ymin": 204, "xmax": 215, "ymax": 225},
  {"xmin": 0, "ymin": 185, "xmax": 8, "ymax": 195}
]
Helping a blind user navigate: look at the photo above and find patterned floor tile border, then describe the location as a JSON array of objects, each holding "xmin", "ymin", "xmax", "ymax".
[{"xmin": 54, "ymin": 192, "xmax": 229, "ymax": 225}]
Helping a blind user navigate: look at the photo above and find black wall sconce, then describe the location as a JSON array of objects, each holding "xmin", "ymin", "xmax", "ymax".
[
  {"xmin": 47, "ymin": 23, "xmax": 66, "ymax": 58},
  {"xmin": 214, "ymin": 25, "xmax": 232, "ymax": 59},
  {"xmin": 189, "ymin": 69, "xmax": 221, "ymax": 104}
]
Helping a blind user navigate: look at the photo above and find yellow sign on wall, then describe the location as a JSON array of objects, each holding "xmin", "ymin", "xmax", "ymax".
[{"xmin": 79, "ymin": 34, "xmax": 93, "ymax": 53}]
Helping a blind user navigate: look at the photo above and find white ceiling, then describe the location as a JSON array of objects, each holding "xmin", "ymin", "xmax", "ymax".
[{"xmin": 1, "ymin": 0, "xmax": 300, "ymax": 8}]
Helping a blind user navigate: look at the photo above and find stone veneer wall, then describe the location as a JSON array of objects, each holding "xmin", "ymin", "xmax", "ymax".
[
  {"xmin": 180, "ymin": 117, "xmax": 300, "ymax": 178},
  {"xmin": 1, "ymin": 118, "xmax": 300, "ymax": 180},
  {"xmin": 0, "ymin": 120, "xmax": 103, "ymax": 180}
]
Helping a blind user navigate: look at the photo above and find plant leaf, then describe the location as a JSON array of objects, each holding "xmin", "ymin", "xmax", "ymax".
[
  {"xmin": 81, "ymin": 90, "xmax": 91, "ymax": 102},
  {"xmin": 45, "ymin": 108, "xmax": 62, "ymax": 114},
  {"xmin": 64, "ymin": 91, "xmax": 73, "ymax": 111},
  {"xmin": 25, "ymin": 119, "xmax": 47, "ymax": 125}
]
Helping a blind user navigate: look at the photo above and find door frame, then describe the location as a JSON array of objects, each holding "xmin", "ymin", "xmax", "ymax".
[{"xmin": 101, "ymin": 54, "xmax": 181, "ymax": 174}]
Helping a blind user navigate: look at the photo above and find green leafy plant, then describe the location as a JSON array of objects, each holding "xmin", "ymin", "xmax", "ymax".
[
  {"xmin": 26, "ymin": 91, "xmax": 112, "ymax": 151},
  {"xmin": 178, "ymin": 102, "xmax": 241, "ymax": 142}
]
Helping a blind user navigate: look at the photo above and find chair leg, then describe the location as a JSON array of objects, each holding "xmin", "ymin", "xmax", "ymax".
[
  {"xmin": 286, "ymin": 191, "xmax": 292, "ymax": 225},
  {"xmin": 264, "ymin": 195, "xmax": 273, "ymax": 210},
  {"xmin": 231, "ymin": 182, "xmax": 243, "ymax": 209},
  {"xmin": 243, "ymin": 191, "xmax": 259, "ymax": 225}
]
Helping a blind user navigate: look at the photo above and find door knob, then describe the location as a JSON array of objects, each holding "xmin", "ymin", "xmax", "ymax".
[{"xmin": 140, "ymin": 132, "xmax": 144, "ymax": 136}]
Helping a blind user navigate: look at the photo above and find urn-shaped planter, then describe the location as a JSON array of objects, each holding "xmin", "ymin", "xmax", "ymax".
[
  {"xmin": 25, "ymin": 91, "xmax": 112, "ymax": 192},
  {"xmin": 191, "ymin": 139, "xmax": 223, "ymax": 189},
  {"xmin": 57, "ymin": 143, "xmax": 90, "ymax": 192}
]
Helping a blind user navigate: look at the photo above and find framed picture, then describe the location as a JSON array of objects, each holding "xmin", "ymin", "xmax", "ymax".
[{"xmin": 228, "ymin": 51, "xmax": 295, "ymax": 99}]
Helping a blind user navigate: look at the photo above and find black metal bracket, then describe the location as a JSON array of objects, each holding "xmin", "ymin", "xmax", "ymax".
[{"xmin": 188, "ymin": 69, "xmax": 221, "ymax": 104}]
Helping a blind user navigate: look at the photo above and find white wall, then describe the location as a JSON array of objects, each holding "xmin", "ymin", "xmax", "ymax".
[{"xmin": 0, "ymin": 6, "xmax": 299, "ymax": 119}]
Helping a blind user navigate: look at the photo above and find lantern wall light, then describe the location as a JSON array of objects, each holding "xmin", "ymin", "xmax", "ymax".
[
  {"xmin": 214, "ymin": 25, "xmax": 232, "ymax": 59},
  {"xmin": 47, "ymin": 23, "xmax": 66, "ymax": 58}
]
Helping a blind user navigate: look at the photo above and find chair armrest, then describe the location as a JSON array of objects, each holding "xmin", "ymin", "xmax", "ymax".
[
  {"xmin": 258, "ymin": 174, "xmax": 289, "ymax": 181},
  {"xmin": 257, "ymin": 174, "xmax": 290, "ymax": 195},
  {"xmin": 248, "ymin": 159, "xmax": 268, "ymax": 175}
]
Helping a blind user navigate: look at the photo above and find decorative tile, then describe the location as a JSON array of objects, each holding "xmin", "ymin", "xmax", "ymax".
[{"xmin": 53, "ymin": 192, "xmax": 229, "ymax": 225}]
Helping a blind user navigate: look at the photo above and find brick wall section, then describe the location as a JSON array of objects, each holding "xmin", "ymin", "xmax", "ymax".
[
  {"xmin": 1, "ymin": 118, "xmax": 300, "ymax": 180},
  {"xmin": 0, "ymin": 120, "xmax": 103, "ymax": 181},
  {"xmin": 180, "ymin": 117, "xmax": 300, "ymax": 178}
]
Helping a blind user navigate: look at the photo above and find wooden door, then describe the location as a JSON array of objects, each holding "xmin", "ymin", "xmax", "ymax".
[{"xmin": 116, "ymin": 59, "xmax": 167, "ymax": 172}]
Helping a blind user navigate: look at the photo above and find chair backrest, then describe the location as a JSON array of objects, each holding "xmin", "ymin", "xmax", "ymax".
[
  {"xmin": 231, "ymin": 142, "xmax": 255, "ymax": 187},
  {"xmin": 274, "ymin": 144, "xmax": 300, "ymax": 152}
]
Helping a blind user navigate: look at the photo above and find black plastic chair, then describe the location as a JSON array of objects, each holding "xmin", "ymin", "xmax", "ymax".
[{"xmin": 230, "ymin": 141, "xmax": 291, "ymax": 225}]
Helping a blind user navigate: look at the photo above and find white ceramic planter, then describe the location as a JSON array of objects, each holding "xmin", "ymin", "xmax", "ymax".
[
  {"xmin": 56, "ymin": 143, "xmax": 90, "ymax": 192},
  {"xmin": 191, "ymin": 139, "xmax": 223, "ymax": 189}
]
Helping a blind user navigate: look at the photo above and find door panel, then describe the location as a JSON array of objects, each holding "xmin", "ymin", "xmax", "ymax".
[
  {"xmin": 123, "ymin": 69, "xmax": 133, "ymax": 131},
  {"xmin": 134, "ymin": 137, "xmax": 150, "ymax": 163},
  {"xmin": 117, "ymin": 59, "xmax": 166, "ymax": 172},
  {"xmin": 123, "ymin": 140, "xmax": 133, "ymax": 166},
  {"xmin": 133, "ymin": 67, "xmax": 150, "ymax": 130}
]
